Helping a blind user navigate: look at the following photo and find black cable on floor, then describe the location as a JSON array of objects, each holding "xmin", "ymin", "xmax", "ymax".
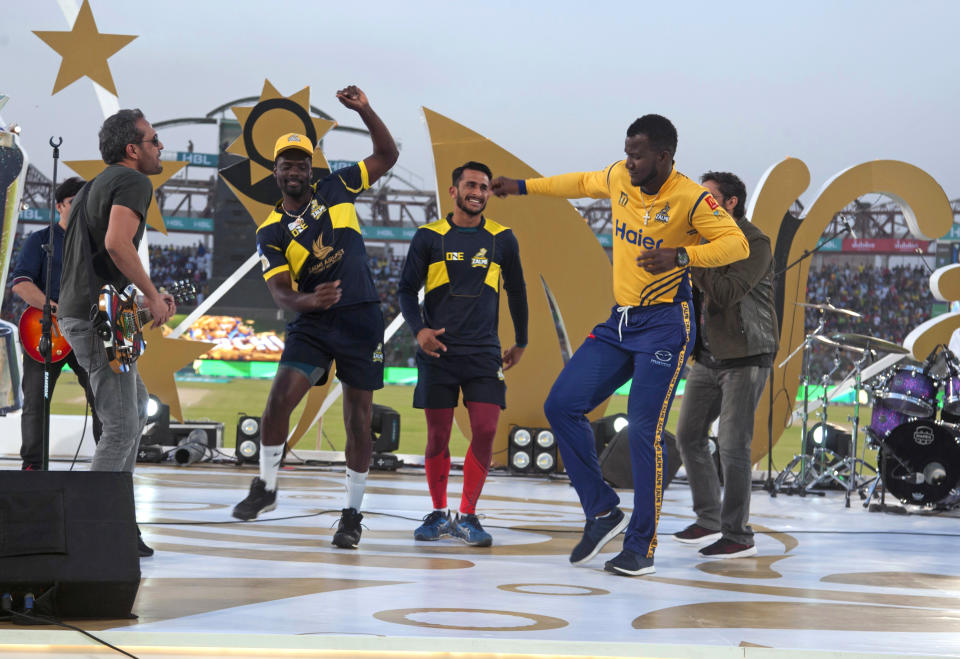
[{"xmin": 7, "ymin": 610, "xmax": 137, "ymax": 658}]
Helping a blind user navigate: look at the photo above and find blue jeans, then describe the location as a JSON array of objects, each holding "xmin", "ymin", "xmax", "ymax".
[
  {"xmin": 59, "ymin": 317, "xmax": 147, "ymax": 472},
  {"xmin": 545, "ymin": 302, "xmax": 693, "ymax": 558}
]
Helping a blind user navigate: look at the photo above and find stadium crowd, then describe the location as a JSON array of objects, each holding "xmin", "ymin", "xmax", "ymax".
[{"xmin": 803, "ymin": 262, "xmax": 934, "ymax": 381}]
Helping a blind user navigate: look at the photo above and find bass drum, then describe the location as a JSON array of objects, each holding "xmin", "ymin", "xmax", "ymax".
[{"xmin": 880, "ymin": 420, "xmax": 960, "ymax": 506}]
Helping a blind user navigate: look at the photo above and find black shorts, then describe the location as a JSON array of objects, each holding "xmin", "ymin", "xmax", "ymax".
[
  {"xmin": 413, "ymin": 351, "xmax": 505, "ymax": 409},
  {"xmin": 280, "ymin": 302, "xmax": 384, "ymax": 390}
]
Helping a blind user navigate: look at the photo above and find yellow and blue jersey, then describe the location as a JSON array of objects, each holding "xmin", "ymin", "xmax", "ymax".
[
  {"xmin": 256, "ymin": 162, "xmax": 378, "ymax": 311},
  {"xmin": 526, "ymin": 163, "xmax": 748, "ymax": 307},
  {"xmin": 398, "ymin": 214, "xmax": 528, "ymax": 356}
]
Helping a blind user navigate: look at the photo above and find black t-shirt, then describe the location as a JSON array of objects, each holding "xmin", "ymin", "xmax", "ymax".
[{"xmin": 59, "ymin": 165, "xmax": 153, "ymax": 320}]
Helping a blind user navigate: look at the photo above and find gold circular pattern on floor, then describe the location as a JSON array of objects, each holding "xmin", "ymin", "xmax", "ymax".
[
  {"xmin": 498, "ymin": 583, "xmax": 609, "ymax": 596},
  {"xmin": 373, "ymin": 607, "xmax": 568, "ymax": 631}
]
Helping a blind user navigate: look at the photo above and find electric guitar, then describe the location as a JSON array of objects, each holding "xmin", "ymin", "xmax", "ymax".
[
  {"xmin": 99, "ymin": 280, "xmax": 197, "ymax": 374},
  {"xmin": 18, "ymin": 307, "xmax": 72, "ymax": 363}
]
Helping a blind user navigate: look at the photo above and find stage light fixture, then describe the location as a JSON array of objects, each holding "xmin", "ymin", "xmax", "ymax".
[
  {"xmin": 236, "ymin": 413, "xmax": 262, "ymax": 464},
  {"xmin": 591, "ymin": 413, "xmax": 628, "ymax": 457},
  {"xmin": 141, "ymin": 395, "xmax": 171, "ymax": 446},
  {"xmin": 805, "ymin": 421, "xmax": 852, "ymax": 458},
  {"xmin": 370, "ymin": 404, "xmax": 401, "ymax": 470},
  {"xmin": 173, "ymin": 429, "xmax": 208, "ymax": 466},
  {"xmin": 508, "ymin": 425, "xmax": 533, "ymax": 474},
  {"xmin": 534, "ymin": 429, "xmax": 558, "ymax": 474}
]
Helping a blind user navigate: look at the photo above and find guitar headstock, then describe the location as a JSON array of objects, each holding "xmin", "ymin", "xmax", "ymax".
[{"xmin": 162, "ymin": 280, "xmax": 199, "ymax": 305}]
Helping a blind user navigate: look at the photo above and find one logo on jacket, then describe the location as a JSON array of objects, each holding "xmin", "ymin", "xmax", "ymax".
[
  {"xmin": 618, "ymin": 192, "xmax": 629, "ymax": 207},
  {"xmin": 615, "ymin": 219, "xmax": 663, "ymax": 250},
  {"xmin": 310, "ymin": 199, "xmax": 327, "ymax": 219},
  {"xmin": 654, "ymin": 202, "xmax": 670, "ymax": 224},
  {"xmin": 651, "ymin": 349, "xmax": 673, "ymax": 367},
  {"xmin": 471, "ymin": 248, "xmax": 489, "ymax": 268},
  {"xmin": 288, "ymin": 217, "xmax": 308, "ymax": 237},
  {"xmin": 372, "ymin": 342, "xmax": 384, "ymax": 363}
]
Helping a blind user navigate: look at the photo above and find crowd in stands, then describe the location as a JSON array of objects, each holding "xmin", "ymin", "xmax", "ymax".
[
  {"xmin": 369, "ymin": 254, "xmax": 417, "ymax": 367},
  {"xmin": 149, "ymin": 243, "xmax": 211, "ymax": 302},
  {"xmin": 802, "ymin": 263, "xmax": 934, "ymax": 381}
]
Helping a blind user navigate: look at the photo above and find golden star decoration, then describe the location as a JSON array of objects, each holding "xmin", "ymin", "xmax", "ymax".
[
  {"xmin": 65, "ymin": 160, "xmax": 187, "ymax": 235},
  {"xmin": 33, "ymin": 0, "xmax": 136, "ymax": 96},
  {"xmin": 221, "ymin": 79, "xmax": 336, "ymax": 225},
  {"xmin": 138, "ymin": 326, "xmax": 215, "ymax": 423}
]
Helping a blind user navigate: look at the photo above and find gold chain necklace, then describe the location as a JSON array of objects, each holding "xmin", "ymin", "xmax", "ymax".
[
  {"xmin": 639, "ymin": 188, "xmax": 662, "ymax": 225},
  {"xmin": 281, "ymin": 200, "xmax": 309, "ymax": 223}
]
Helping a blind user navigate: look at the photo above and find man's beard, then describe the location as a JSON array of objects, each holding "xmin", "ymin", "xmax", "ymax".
[{"xmin": 456, "ymin": 193, "xmax": 486, "ymax": 216}]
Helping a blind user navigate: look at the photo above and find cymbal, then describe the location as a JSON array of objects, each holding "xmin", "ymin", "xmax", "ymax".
[
  {"xmin": 811, "ymin": 334, "xmax": 863, "ymax": 353},
  {"xmin": 797, "ymin": 301, "xmax": 863, "ymax": 318},
  {"xmin": 830, "ymin": 333, "xmax": 908, "ymax": 354}
]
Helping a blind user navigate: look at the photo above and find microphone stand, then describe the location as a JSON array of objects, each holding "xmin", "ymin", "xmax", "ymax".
[
  {"xmin": 765, "ymin": 219, "xmax": 854, "ymax": 497},
  {"xmin": 40, "ymin": 136, "xmax": 63, "ymax": 470}
]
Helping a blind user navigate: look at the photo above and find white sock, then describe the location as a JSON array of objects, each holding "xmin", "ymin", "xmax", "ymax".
[
  {"xmin": 345, "ymin": 467, "xmax": 367, "ymax": 511},
  {"xmin": 259, "ymin": 444, "xmax": 284, "ymax": 492}
]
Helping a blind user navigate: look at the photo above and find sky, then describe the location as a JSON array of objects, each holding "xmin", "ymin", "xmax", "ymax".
[{"xmin": 3, "ymin": 0, "xmax": 959, "ymax": 208}]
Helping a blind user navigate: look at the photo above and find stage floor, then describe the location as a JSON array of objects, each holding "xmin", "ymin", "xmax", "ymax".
[{"xmin": 2, "ymin": 461, "xmax": 960, "ymax": 658}]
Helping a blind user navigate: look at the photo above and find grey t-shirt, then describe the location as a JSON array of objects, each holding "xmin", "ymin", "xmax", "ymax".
[{"xmin": 59, "ymin": 164, "xmax": 152, "ymax": 320}]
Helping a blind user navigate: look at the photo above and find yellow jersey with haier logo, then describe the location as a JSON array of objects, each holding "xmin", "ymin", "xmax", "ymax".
[{"xmin": 526, "ymin": 163, "xmax": 748, "ymax": 307}]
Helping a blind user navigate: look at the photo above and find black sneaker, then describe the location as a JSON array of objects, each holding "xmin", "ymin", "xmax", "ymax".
[
  {"xmin": 137, "ymin": 526, "xmax": 154, "ymax": 558},
  {"xmin": 604, "ymin": 549, "xmax": 655, "ymax": 576},
  {"xmin": 698, "ymin": 538, "xmax": 757, "ymax": 559},
  {"xmin": 332, "ymin": 507, "xmax": 363, "ymax": 548},
  {"xmin": 232, "ymin": 477, "xmax": 277, "ymax": 521},
  {"xmin": 570, "ymin": 507, "xmax": 628, "ymax": 565},
  {"xmin": 673, "ymin": 523, "xmax": 721, "ymax": 545}
]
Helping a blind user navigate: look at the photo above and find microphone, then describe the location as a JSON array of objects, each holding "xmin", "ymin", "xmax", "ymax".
[{"xmin": 840, "ymin": 215, "xmax": 857, "ymax": 239}]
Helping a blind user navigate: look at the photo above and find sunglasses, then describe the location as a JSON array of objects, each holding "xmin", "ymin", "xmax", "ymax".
[{"xmin": 137, "ymin": 134, "xmax": 161, "ymax": 147}]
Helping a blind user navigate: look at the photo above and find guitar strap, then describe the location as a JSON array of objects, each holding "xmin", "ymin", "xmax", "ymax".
[{"xmin": 71, "ymin": 178, "xmax": 110, "ymax": 338}]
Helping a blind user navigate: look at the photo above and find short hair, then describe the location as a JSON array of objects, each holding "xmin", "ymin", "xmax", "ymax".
[
  {"xmin": 701, "ymin": 171, "xmax": 747, "ymax": 220},
  {"xmin": 99, "ymin": 108, "xmax": 145, "ymax": 164},
  {"xmin": 451, "ymin": 161, "xmax": 492, "ymax": 186},
  {"xmin": 626, "ymin": 114, "xmax": 678, "ymax": 155},
  {"xmin": 55, "ymin": 176, "xmax": 86, "ymax": 204}
]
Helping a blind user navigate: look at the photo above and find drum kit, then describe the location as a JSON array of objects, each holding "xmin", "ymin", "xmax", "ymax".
[{"xmin": 774, "ymin": 299, "xmax": 960, "ymax": 511}]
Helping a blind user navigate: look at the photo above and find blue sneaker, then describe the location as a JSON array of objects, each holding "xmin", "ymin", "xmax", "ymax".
[
  {"xmin": 451, "ymin": 513, "xmax": 493, "ymax": 547},
  {"xmin": 570, "ymin": 507, "xmax": 627, "ymax": 565},
  {"xmin": 414, "ymin": 510, "xmax": 452, "ymax": 541},
  {"xmin": 604, "ymin": 549, "xmax": 655, "ymax": 576}
]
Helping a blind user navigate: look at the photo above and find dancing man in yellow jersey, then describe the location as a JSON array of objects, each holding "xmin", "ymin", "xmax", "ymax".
[{"xmin": 493, "ymin": 114, "xmax": 748, "ymax": 576}]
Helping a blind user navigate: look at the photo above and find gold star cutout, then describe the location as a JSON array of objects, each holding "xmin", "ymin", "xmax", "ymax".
[
  {"xmin": 138, "ymin": 326, "xmax": 215, "ymax": 423},
  {"xmin": 65, "ymin": 160, "xmax": 188, "ymax": 235},
  {"xmin": 228, "ymin": 80, "xmax": 336, "ymax": 184},
  {"xmin": 33, "ymin": 0, "xmax": 136, "ymax": 96}
]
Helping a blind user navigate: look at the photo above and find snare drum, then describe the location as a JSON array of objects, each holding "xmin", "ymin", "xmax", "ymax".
[{"xmin": 879, "ymin": 364, "xmax": 938, "ymax": 418}]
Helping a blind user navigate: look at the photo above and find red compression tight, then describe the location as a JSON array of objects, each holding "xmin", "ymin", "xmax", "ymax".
[{"xmin": 423, "ymin": 402, "xmax": 500, "ymax": 514}]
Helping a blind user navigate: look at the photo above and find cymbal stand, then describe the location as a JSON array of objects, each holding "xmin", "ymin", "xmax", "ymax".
[
  {"xmin": 837, "ymin": 347, "xmax": 877, "ymax": 507},
  {"xmin": 775, "ymin": 309, "xmax": 831, "ymax": 496}
]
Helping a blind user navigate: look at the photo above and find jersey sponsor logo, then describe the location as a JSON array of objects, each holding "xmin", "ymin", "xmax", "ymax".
[
  {"xmin": 615, "ymin": 219, "xmax": 664, "ymax": 250},
  {"xmin": 705, "ymin": 194, "xmax": 719, "ymax": 211},
  {"xmin": 308, "ymin": 231, "xmax": 344, "ymax": 274},
  {"xmin": 471, "ymin": 248, "xmax": 489, "ymax": 268},
  {"xmin": 288, "ymin": 217, "xmax": 308, "ymax": 236},
  {"xmin": 446, "ymin": 251, "xmax": 464, "ymax": 261},
  {"xmin": 310, "ymin": 199, "xmax": 326, "ymax": 219},
  {"xmin": 651, "ymin": 349, "xmax": 673, "ymax": 367},
  {"xmin": 372, "ymin": 342, "xmax": 384, "ymax": 363},
  {"xmin": 618, "ymin": 191, "xmax": 629, "ymax": 207},
  {"xmin": 654, "ymin": 202, "xmax": 670, "ymax": 224}
]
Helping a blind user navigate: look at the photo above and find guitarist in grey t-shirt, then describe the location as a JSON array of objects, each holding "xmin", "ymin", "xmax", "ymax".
[{"xmin": 58, "ymin": 109, "xmax": 175, "ymax": 558}]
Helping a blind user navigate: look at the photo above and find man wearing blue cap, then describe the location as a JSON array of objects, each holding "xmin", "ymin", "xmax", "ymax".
[{"xmin": 232, "ymin": 86, "xmax": 398, "ymax": 551}]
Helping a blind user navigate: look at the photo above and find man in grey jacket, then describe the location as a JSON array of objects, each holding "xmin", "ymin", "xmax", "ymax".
[{"xmin": 672, "ymin": 171, "xmax": 778, "ymax": 559}]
